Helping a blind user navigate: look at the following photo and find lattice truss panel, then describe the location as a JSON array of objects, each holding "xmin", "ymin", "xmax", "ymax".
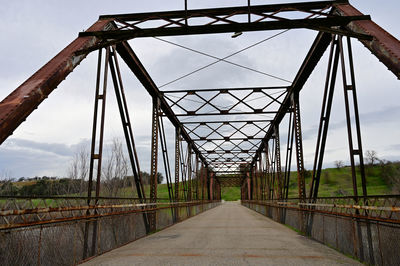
[
  {"xmin": 94, "ymin": 2, "xmax": 359, "ymax": 39},
  {"xmin": 162, "ymin": 87, "xmax": 287, "ymax": 174},
  {"xmin": 78, "ymin": 1, "xmax": 372, "ymax": 54},
  {"xmin": 216, "ymin": 176, "xmax": 243, "ymax": 187},
  {"xmin": 111, "ymin": 5, "xmax": 332, "ymax": 29}
]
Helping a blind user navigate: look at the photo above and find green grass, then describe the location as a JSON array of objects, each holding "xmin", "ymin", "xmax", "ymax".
[
  {"xmin": 287, "ymin": 165, "xmax": 392, "ymax": 198},
  {"xmin": 3, "ymin": 163, "xmax": 395, "ymax": 203},
  {"xmin": 221, "ymin": 187, "xmax": 241, "ymax": 201}
]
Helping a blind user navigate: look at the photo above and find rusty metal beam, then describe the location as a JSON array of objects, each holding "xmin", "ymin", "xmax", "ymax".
[
  {"xmin": 81, "ymin": 16, "xmax": 370, "ymax": 40},
  {"xmin": 335, "ymin": 3, "xmax": 400, "ymax": 79},
  {"xmin": 0, "ymin": 19, "xmax": 113, "ymax": 145}
]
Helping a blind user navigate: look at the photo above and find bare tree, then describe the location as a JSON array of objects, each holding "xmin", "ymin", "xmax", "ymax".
[
  {"xmin": 102, "ymin": 138, "xmax": 130, "ymax": 197},
  {"xmin": 365, "ymin": 150, "xmax": 379, "ymax": 166},
  {"xmin": 0, "ymin": 170, "xmax": 18, "ymax": 196},
  {"xmin": 67, "ymin": 145, "xmax": 89, "ymax": 195},
  {"xmin": 334, "ymin": 160, "xmax": 344, "ymax": 169}
]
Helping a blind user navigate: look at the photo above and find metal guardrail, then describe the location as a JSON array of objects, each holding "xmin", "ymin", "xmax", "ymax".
[
  {"xmin": 242, "ymin": 195, "xmax": 400, "ymax": 224},
  {"xmin": 243, "ymin": 196, "xmax": 400, "ymax": 265},
  {"xmin": 0, "ymin": 196, "xmax": 217, "ymax": 230}
]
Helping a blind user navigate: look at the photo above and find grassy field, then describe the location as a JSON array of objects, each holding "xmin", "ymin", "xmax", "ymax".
[
  {"xmin": 221, "ymin": 187, "xmax": 241, "ymax": 201},
  {"xmin": 220, "ymin": 164, "xmax": 395, "ymax": 201},
  {"xmin": 3, "ymin": 163, "xmax": 396, "ymax": 204},
  {"xmin": 286, "ymin": 165, "xmax": 391, "ymax": 198}
]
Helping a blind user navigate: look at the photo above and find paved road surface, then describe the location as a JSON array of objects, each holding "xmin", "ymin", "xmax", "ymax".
[{"xmin": 82, "ymin": 201, "xmax": 360, "ymax": 265}]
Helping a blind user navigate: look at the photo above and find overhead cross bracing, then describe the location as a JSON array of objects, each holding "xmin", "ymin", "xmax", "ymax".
[{"xmin": 161, "ymin": 86, "xmax": 287, "ymax": 174}]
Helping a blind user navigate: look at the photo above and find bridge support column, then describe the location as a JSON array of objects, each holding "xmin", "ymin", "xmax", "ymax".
[
  {"xmin": 83, "ymin": 48, "xmax": 109, "ymax": 259},
  {"xmin": 174, "ymin": 128, "xmax": 180, "ymax": 201},
  {"xmin": 292, "ymin": 92, "xmax": 306, "ymax": 201},
  {"xmin": 187, "ymin": 145, "xmax": 192, "ymax": 202},
  {"xmin": 309, "ymin": 35, "xmax": 340, "ymax": 200},
  {"xmin": 274, "ymin": 125, "xmax": 283, "ymax": 200},
  {"xmin": 149, "ymin": 96, "xmax": 160, "ymax": 232},
  {"xmin": 265, "ymin": 143, "xmax": 272, "ymax": 200},
  {"xmin": 339, "ymin": 36, "xmax": 374, "ymax": 264},
  {"xmin": 195, "ymin": 154, "xmax": 199, "ymax": 200},
  {"xmin": 246, "ymin": 172, "xmax": 251, "ymax": 200},
  {"xmin": 209, "ymin": 172, "xmax": 214, "ymax": 200}
]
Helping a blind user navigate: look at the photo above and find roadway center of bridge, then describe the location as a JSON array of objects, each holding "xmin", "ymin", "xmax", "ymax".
[{"xmin": 82, "ymin": 202, "xmax": 360, "ymax": 265}]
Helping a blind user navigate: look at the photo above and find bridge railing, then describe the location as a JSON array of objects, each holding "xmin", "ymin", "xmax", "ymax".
[
  {"xmin": 0, "ymin": 195, "xmax": 216, "ymax": 230},
  {"xmin": 242, "ymin": 195, "xmax": 400, "ymax": 265},
  {"xmin": 0, "ymin": 196, "xmax": 220, "ymax": 265},
  {"xmin": 244, "ymin": 195, "xmax": 400, "ymax": 222}
]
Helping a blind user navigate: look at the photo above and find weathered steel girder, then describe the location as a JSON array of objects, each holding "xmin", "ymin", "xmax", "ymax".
[{"xmin": 79, "ymin": 1, "xmax": 371, "ymax": 41}]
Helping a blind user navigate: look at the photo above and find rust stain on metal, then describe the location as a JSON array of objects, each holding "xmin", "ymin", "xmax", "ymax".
[
  {"xmin": 335, "ymin": 3, "xmax": 400, "ymax": 79},
  {"xmin": 0, "ymin": 200, "xmax": 217, "ymax": 230},
  {"xmin": 0, "ymin": 19, "xmax": 114, "ymax": 144}
]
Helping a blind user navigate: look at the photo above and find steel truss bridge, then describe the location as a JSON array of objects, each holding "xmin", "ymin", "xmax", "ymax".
[{"xmin": 0, "ymin": 1, "xmax": 399, "ymax": 265}]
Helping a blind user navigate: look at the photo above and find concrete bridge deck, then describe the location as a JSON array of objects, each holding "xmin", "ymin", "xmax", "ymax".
[{"xmin": 82, "ymin": 201, "xmax": 360, "ymax": 265}]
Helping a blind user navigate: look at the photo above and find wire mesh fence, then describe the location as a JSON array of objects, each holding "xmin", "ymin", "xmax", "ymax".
[
  {"xmin": 243, "ymin": 198, "xmax": 400, "ymax": 266},
  {"xmin": 0, "ymin": 197, "xmax": 220, "ymax": 265}
]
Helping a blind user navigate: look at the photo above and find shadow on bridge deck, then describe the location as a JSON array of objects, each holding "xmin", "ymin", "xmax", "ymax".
[{"xmin": 82, "ymin": 201, "xmax": 360, "ymax": 265}]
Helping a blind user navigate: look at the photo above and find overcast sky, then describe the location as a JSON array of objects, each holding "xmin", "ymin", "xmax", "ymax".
[{"xmin": 0, "ymin": 0, "xmax": 399, "ymax": 179}]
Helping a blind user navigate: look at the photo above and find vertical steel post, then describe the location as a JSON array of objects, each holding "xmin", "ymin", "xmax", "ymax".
[
  {"xmin": 339, "ymin": 36, "xmax": 373, "ymax": 264},
  {"xmin": 309, "ymin": 36, "xmax": 340, "ymax": 200},
  {"xmin": 253, "ymin": 163, "xmax": 258, "ymax": 200},
  {"xmin": 265, "ymin": 143, "xmax": 272, "ymax": 200},
  {"xmin": 195, "ymin": 154, "xmax": 199, "ymax": 200},
  {"xmin": 339, "ymin": 36, "xmax": 368, "ymax": 199},
  {"xmin": 274, "ymin": 125, "xmax": 283, "ymax": 199},
  {"xmin": 259, "ymin": 155, "xmax": 265, "ymax": 200},
  {"xmin": 83, "ymin": 47, "xmax": 109, "ymax": 259},
  {"xmin": 184, "ymin": 0, "xmax": 188, "ymax": 26},
  {"xmin": 292, "ymin": 92, "xmax": 306, "ymax": 200},
  {"xmin": 209, "ymin": 172, "xmax": 214, "ymax": 200},
  {"xmin": 246, "ymin": 172, "xmax": 251, "ymax": 200},
  {"xmin": 270, "ymin": 139, "xmax": 276, "ymax": 200},
  {"xmin": 158, "ymin": 115, "xmax": 174, "ymax": 203},
  {"xmin": 249, "ymin": 166, "xmax": 254, "ymax": 200},
  {"xmin": 149, "ymin": 96, "xmax": 159, "ymax": 232},
  {"xmin": 187, "ymin": 145, "xmax": 192, "ymax": 201},
  {"xmin": 174, "ymin": 128, "xmax": 180, "ymax": 202},
  {"xmin": 201, "ymin": 164, "xmax": 205, "ymax": 201},
  {"xmin": 247, "ymin": 0, "xmax": 251, "ymax": 23},
  {"xmin": 283, "ymin": 110, "xmax": 294, "ymax": 200}
]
